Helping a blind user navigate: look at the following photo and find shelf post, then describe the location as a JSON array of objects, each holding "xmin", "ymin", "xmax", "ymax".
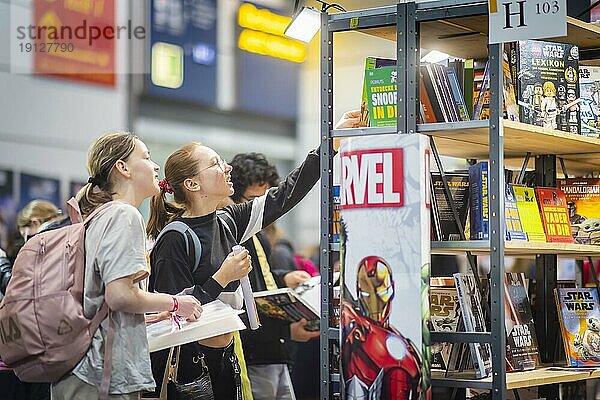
[
  {"xmin": 396, "ymin": 2, "xmax": 407, "ymax": 135},
  {"xmin": 488, "ymin": 42, "xmax": 507, "ymax": 400},
  {"xmin": 319, "ymin": 9, "xmax": 335, "ymax": 400},
  {"xmin": 534, "ymin": 154, "xmax": 560, "ymax": 400}
]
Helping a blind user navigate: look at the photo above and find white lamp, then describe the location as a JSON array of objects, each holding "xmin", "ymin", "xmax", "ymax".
[{"xmin": 284, "ymin": 6, "xmax": 322, "ymax": 43}]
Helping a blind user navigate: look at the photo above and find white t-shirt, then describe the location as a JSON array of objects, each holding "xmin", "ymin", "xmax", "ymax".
[{"xmin": 72, "ymin": 202, "xmax": 155, "ymax": 394}]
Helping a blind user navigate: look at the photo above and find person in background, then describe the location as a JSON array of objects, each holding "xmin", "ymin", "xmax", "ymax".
[
  {"xmin": 51, "ymin": 132, "xmax": 201, "ymax": 400},
  {"xmin": 229, "ymin": 152, "xmax": 318, "ymax": 400},
  {"xmin": 0, "ymin": 198, "xmax": 71, "ymax": 400},
  {"xmin": 16, "ymin": 200, "xmax": 68, "ymax": 241}
]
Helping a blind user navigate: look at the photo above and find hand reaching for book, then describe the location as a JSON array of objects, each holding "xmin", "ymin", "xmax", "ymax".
[
  {"xmin": 290, "ymin": 318, "xmax": 320, "ymax": 342},
  {"xmin": 333, "ymin": 110, "xmax": 363, "ymax": 151}
]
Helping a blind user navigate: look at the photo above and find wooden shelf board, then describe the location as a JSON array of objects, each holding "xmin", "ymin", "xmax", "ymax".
[
  {"xmin": 423, "ymin": 120, "xmax": 600, "ymax": 175},
  {"xmin": 431, "ymin": 241, "xmax": 600, "ymax": 258},
  {"xmin": 432, "ymin": 367, "xmax": 600, "ymax": 389},
  {"xmin": 360, "ymin": 17, "xmax": 600, "ymax": 60}
]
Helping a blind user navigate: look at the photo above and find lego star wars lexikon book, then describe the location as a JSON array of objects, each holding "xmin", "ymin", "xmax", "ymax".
[{"xmin": 511, "ymin": 40, "xmax": 580, "ymax": 134}]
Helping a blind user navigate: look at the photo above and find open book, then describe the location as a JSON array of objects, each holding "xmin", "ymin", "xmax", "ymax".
[
  {"xmin": 253, "ymin": 274, "xmax": 339, "ymax": 332},
  {"xmin": 146, "ymin": 300, "xmax": 246, "ymax": 352}
]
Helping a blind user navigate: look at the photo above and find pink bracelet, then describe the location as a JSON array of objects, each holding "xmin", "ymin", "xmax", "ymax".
[{"xmin": 170, "ymin": 296, "xmax": 179, "ymax": 313}]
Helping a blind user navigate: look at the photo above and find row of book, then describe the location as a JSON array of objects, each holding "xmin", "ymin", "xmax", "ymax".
[
  {"xmin": 431, "ymin": 274, "xmax": 600, "ymax": 377},
  {"xmin": 432, "ymin": 162, "xmax": 600, "ymax": 245},
  {"xmin": 362, "ymin": 41, "xmax": 600, "ymax": 137}
]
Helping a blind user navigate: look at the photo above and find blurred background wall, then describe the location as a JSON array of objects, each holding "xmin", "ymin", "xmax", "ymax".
[{"xmin": 0, "ymin": 0, "xmax": 399, "ymax": 253}]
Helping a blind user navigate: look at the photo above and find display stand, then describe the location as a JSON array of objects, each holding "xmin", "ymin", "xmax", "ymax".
[{"xmin": 319, "ymin": 1, "xmax": 600, "ymax": 399}]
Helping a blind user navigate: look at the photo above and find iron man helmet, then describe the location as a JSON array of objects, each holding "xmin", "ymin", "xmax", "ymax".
[{"xmin": 356, "ymin": 256, "xmax": 394, "ymax": 326}]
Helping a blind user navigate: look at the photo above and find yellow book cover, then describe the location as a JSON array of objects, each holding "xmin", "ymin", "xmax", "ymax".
[
  {"xmin": 511, "ymin": 185, "xmax": 547, "ymax": 242},
  {"xmin": 557, "ymin": 178, "xmax": 600, "ymax": 245}
]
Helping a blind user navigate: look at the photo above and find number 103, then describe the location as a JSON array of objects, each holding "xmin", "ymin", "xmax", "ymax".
[{"xmin": 536, "ymin": 0, "xmax": 560, "ymax": 15}]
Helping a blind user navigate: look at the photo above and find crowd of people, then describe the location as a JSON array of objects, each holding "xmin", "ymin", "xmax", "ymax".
[{"xmin": 0, "ymin": 112, "xmax": 360, "ymax": 400}]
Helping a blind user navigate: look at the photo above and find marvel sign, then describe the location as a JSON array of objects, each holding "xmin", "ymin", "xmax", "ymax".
[{"xmin": 340, "ymin": 148, "xmax": 404, "ymax": 209}]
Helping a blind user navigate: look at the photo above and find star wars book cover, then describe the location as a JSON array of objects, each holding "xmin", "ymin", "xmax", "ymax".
[
  {"xmin": 579, "ymin": 66, "xmax": 600, "ymax": 137},
  {"xmin": 504, "ymin": 273, "xmax": 540, "ymax": 372},
  {"xmin": 510, "ymin": 40, "xmax": 580, "ymax": 134},
  {"xmin": 555, "ymin": 288, "xmax": 600, "ymax": 367},
  {"xmin": 430, "ymin": 285, "xmax": 460, "ymax": 370},
  {"xmin": 557, "ymin": 178, "xmax": 600, "ymax": 244},
  {"xmin": 339, "ymin": 134, "xmax": 431, "ymax": 399}
]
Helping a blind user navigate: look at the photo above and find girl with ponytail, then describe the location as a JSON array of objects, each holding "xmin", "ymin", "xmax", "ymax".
[
  {"xmin": 147, "ymin": 110, "xmax": 358, "ymax": 399},
  {"xmin": 51, "ymin": 132, "xmax": 202, "ymax": 400}
]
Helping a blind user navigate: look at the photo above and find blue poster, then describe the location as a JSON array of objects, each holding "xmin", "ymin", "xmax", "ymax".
[
  {"xmin": 19, "ymin": 173, "xmax": 61, "ymax": 211},
  {"xmin": 146, "ymin": 0, "xmax": 217, "ymax": 106}
]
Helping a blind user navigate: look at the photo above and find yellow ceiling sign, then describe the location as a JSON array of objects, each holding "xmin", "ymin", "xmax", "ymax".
[
  {"xmin": 239, "ymin": 29, "xmax": 306, "ymax": 63},
  {"xmin": 237, "ymin": 3, "xmax": 306, "ymax": 63},
  {"xmin": 238, "ymin": 3, "xmax": 291, "ymax": 37}
]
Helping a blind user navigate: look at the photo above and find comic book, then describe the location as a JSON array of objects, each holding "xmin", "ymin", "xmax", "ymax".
[
  {"xmin": 511, "ymin": 40, "xmax": 580, "ymax": 134},
  {"xmin": 555, "ymin": 288, "xmax": 600, "ymax": 367},
  {"xmin": 253, "ymin": 276, "xmax": 323, "ymax": 331},
  {"xmin": 430, "ymin": 284, "xmax": 460, "ymax": 370},
  {"xmin": 535, "ymin": 187, "xmax": 574, "ymax": 243},
  {"xmin": 504, "ymin": 273, "xmax": 540, "ymax": 371},
  {"xmin": 453, "ymin": 273, "xmax": 492, "ymax": 378},
  {"xmin": 579, "ymin": 66, "xmax": 600, "ymax": 137},
  {"xmin": 511, "ymin": 185, "xmax": 547, "ymax": 242},
  {"xmin": 557, "ymin": 178, "xmax": 600, "ymax": 245}
]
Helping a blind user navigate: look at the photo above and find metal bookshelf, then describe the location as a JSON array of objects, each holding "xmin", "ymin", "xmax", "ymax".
[{"xmin": 319, "ymin": 1, "xmax": 600, "ymax": 399}]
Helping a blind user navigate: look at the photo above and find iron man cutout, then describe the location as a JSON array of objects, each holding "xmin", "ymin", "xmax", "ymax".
[{"xmin": 342, "ymin": 256, "xmax": 423, "ymax": 400}]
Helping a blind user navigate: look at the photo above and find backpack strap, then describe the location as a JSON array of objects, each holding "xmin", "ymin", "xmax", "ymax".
[
  {"xmin": 153, "ymin": 221, "xmax": 202, "ymax": 274},
  {"xmin": 66, "ymin": 197, "xmax": 83, "ymax": 224}
]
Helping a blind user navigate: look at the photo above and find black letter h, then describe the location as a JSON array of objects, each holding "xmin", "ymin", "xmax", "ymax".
[{"xmin": 503, "ymin": 1, "xmax": 527, "ymax": 29}]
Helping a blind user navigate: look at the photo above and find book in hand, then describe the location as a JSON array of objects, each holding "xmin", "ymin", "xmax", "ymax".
[
  {"xmin": 146, "ymin": 300, "xmax": 246, "ymax": 353},
  {"xmin": 555, "ymin": 288, "xmax": 600, "ymax": 367},
  {"xmin": 535, "ymin": 187, "xmax": 574, "ymax": 243},
  {"xmin": 557, "ymin": 178, "xmax": 600, "ymax": 245},
  {"xmin": 504, "ymin": 273, "xmax": 541, "ymax": 371},
  {"xmin": 253, "ymin": 275, "xmax": 327, "ymax": 332}
]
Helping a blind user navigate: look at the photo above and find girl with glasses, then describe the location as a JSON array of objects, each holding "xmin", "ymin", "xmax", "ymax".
[{"xmin": 146, "ymin": 110, "xmax": 360, "ymax": 399}]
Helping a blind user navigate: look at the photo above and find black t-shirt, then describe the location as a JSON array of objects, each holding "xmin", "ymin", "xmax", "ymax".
[{"xmin": 148, "ymin": 147, "xmax": 320, "ymax": 302}]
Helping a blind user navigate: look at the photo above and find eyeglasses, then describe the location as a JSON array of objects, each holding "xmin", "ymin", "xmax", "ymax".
[{"xmin": 199, "ymin": 157, "xmax": 229, "ymax": 173}]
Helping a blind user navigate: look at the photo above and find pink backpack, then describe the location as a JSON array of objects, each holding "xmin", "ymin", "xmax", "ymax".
[{"xmin": 0, "ymin": 199, "xmax": 115, "ymax": 384}]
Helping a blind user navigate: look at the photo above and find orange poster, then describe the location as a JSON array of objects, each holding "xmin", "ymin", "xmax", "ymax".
[{"xmin": 33, "ymin": 0, "xmax": 116, "ymax": 87}]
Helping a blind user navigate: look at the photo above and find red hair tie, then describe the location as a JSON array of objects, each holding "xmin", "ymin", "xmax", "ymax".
[{"xmin": 158, "ymin": 178, "xmax": 173, "ymax": 194}]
